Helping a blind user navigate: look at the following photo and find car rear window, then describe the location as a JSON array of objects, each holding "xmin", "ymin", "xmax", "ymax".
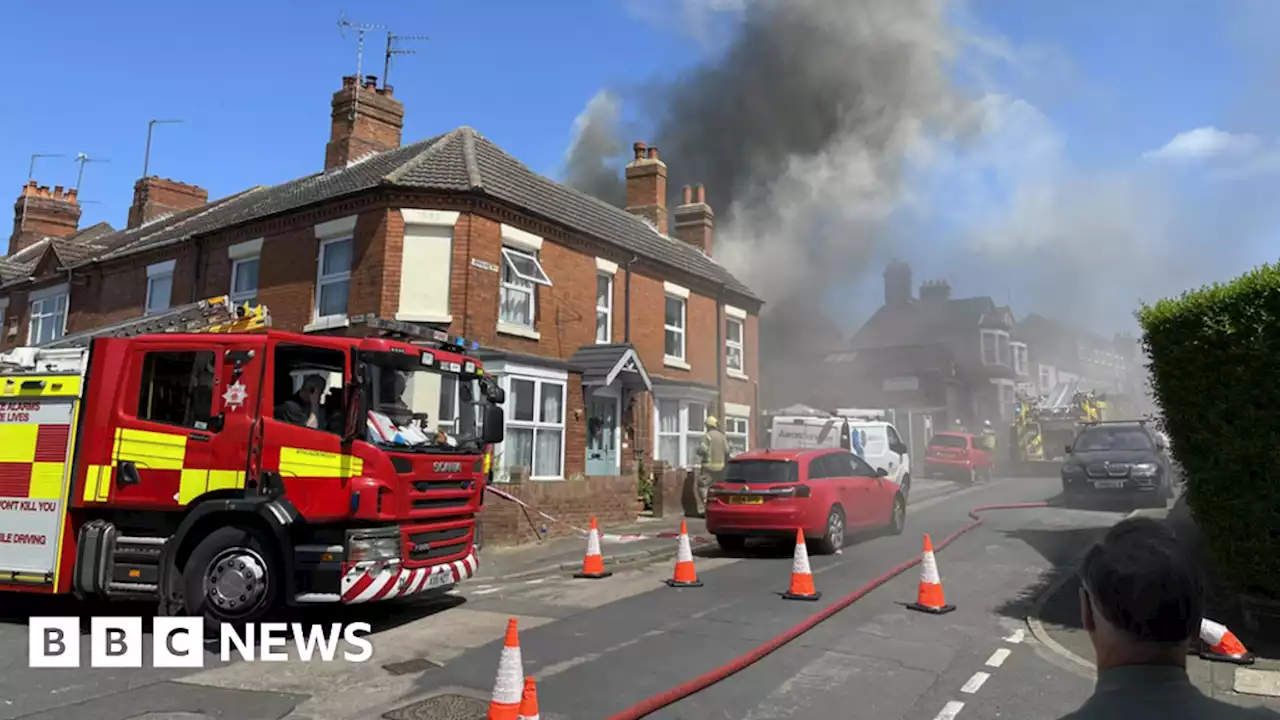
[
  {"xmin": 929, "ymin": 434, "xmax": 968, "ymax": 448},
  {"xmin": 725, "ymin": 460, "xmax": 799, "ymax": 484},
  {"xmin": 1074, "ymin": 427, "xmax": 1154, "ymax": 452}
]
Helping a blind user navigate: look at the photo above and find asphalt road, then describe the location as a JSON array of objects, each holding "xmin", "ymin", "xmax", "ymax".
[{"xmin": 0, "ymin": 475, "xmax": 1140, "ymax": 720}]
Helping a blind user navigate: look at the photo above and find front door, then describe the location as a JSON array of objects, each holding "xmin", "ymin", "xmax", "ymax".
[{"xmin": 585, "ymin": 393, "xmax": 619, "ymax": 476}]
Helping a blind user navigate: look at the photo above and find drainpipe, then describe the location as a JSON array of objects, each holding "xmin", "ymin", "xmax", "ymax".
[
  {"xmin": 623, "ymin": 255, "xmax": 638, "ymax": 343},
  {"xmin": 715, "ymin": 289, "xmax": 725, "ymax": 420}
]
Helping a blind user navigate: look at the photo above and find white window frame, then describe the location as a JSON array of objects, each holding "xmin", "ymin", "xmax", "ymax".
[
  {"xmin": 725, "ymin": 315, "xmax": 745, "ymax": 377},
  {"xmin": 144, "ymin": 259, "xmax": 176, "ymax": 316},
  {"xmin": 228, "ymin": 238, "xmax": 262, "ymax": 306},
  {"xmin": 651, "ymin": 385, "xmax": 717, "ymax": 468},
  {"xmin": 981, "ymin": 329, "xmax": 1010, "ymax": 366},
  {"xmin": 663, "ymin": 282, "xmax": 689, "ymax": 368},
  {"xmin": 498, "ymin": 246, "xmax": 552, "ymax": 338},
  {"xmin": 990, "ymin": 379, "xmax": 1016, "ymax": 422},
  {"xmin": 595, "ymin": 272, "xmax": 613, "ymax": 344},
  {"xmin": 496, "ymin": 370, "xmax": 567, "ymax": 481},
  {"xmin": 1011, "ymin": 341, "xmax": 1028, "ymax": 376},
  {"xmin": 26, "ymin": 283, "xmax": 68, "ymax": 345},
  {"xmin": 306, "ymin": 216, "xmax": 357, "ymax": 332},
  {"xmin": 1039, "ymin": 363, "xmax": 1056, "ymax": 392},
  {"xmin": 724, "ymin": 401, "xmax": 751, "ymax": 455}
]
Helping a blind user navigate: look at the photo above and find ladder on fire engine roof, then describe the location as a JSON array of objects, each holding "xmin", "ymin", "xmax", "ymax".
[
  {"xmin": 347, "ymin": 313, "xmax": 480, "ymax": 353},
  {"xmin": 38, "ymin": 295, "xmax": 270, "ymax": 349}
]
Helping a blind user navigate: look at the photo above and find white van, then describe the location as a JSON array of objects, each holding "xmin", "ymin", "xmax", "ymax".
[{"xmin": 769, "ymin": 413, "xmax": 913, "ymax": 499}]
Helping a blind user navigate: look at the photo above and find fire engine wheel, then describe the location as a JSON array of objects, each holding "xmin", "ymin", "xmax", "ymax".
[{"xmin": 182, "ymin": 527, "xmax": 280, "ymax": 627}]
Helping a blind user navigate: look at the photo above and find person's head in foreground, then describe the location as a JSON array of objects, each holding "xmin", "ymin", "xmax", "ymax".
[{"xmin": 1078, "ymin": 517, "xmax": 1203, "ymax": 671}]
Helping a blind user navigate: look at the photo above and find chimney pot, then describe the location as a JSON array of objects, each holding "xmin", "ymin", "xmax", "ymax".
[
  {"xmin": 624, "ymin": 141, "xmax": 668, "ymax": 234},
  {"xmin": 381, "ymin": 84, "xmax": 394, "ymax": 96},
  {"xmin": 364, "ymin": 75, "xmax": 378, "ymax": 88},
  {"xmin": 647, "ymin": 147, "xmax": 659, "ymax": 160},
  {"xmin": 673, "ymin": 182, "xmax": 715, "ymax": 256},
  {"xmin": 682, "ymin": 185, "xmax": 693, "ymax": 204},
  {"xmin": 633, "ymin": 142, "xmax": 647, "ymax": 160},
  {"xmin": 696, "ymin": 184, "xmax": 706, "ymax": 204}
]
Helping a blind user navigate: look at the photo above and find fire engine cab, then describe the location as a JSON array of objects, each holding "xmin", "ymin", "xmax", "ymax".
[{"xmin": 0, "ymin": 296, "xmax": 505, "ymax": 625}]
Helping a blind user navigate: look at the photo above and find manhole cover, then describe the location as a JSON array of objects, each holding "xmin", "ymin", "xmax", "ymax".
[
  {"xmin": 383, "ymin": 657, "xmax": 443, "ymax": 675},
  {"xmin": 383, "ymin": 693, "xmax": 488, "ymax": 720}
]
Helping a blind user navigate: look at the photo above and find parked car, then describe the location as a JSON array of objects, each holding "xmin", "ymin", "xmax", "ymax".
[
  {"xmin": 923, "ymin": 431, "xmax": 994, "ymax": 484},
  {"xmin": 705, "ymin": 448, "xmax": 907, "ymax": 555},
  {"xmin": 767, "ymin": 413, "xmax": 912, "ymax": 499},
  {"xmin": 1061, "ymin": 420, "xmax": 1174, "ymax": 508}
]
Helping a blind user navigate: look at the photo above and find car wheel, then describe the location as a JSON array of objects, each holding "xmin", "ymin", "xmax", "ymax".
[
  {"xmin": 182, "ymin": 526, "xmax": 280, "ymax": 633},
  {"xmin": 814, "ymin": 505, "xmax": 846, "ymax": 555},
  {"xmin": 900, "ymin": 473, "xmax": 911, "ymax": 500},
  {"xmin": 887, "ymin": 494, "xmax": 906, "ymax": 535},
  {"xmin": 964, "ymin": 467, "xmax": 976, "ymax": 485},
  {"xmin": 716, "ymin": 535, "xmax": 746, "ymax": 553}
]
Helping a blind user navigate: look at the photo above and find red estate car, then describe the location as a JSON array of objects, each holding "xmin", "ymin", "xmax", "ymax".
[
  {"xmin": 923, "ymin": 431, "xmax": 994, "ymax": 484},
  {"xmin": 705, "ymin": 448, "xmax": 907, "ymax": 554}
]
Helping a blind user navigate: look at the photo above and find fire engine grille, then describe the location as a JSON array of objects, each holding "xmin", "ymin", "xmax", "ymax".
[
  {"xmin": 413, "ymin": 480, "xmax": 470, "ymax": 492},
  {"xmin": 406, "ymin": 526, "xmax": 470, "ymax": 562},
  {"xmin": 412, "ymin": 497, "xmax": 471, "ymax": 511},
  {"xmin": 1086, "ymin": 462, "xmax": 1130, "ymax": 478}
]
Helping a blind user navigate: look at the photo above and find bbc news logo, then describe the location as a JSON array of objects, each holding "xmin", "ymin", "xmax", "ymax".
[{"xmin": 28, "ymin": 617, "xmax": 373, "ymax": 668}]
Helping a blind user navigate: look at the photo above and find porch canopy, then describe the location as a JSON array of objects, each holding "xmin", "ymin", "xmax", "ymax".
[{"xmin": 568, "ymin": 343, "xmax": 652, "ymax": 393}]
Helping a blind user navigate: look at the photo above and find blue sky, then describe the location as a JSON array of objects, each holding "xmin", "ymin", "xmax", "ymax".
[{"xmin": 2, "ymin": 0, "xmax": 1274, "ymax": 334}]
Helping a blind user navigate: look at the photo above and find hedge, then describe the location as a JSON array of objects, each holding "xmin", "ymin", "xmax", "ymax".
[{"xmin": 1137, "ymin": 262, "xmax": 1280, "ymax": 599}]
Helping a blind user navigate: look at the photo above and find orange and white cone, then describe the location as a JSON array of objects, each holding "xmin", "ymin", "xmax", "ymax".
[
  {"xmin": 516, "ymin": 676, "xmax": 540, "ymax": 720},
  {"xmin": 487, "ymin": 618, "xmax": 524, "ymax": 720},
  {"xmin": 1200, "ymin": 617, "xmax": 1255, "ymax": 665},
  {"xmin": 666, "ymin": 519, "xmax": 703, "ymax": 587},
  {"xmin": 574, "ymin": 516, "xmax": 613, "ymax": 579},
  {"xmin": 906, "ymin": 534, "xmax": 955, "ymax": 614},
  {"xmin": 782, "ymin": 528, "xmax": 821, "ymax": 601}
]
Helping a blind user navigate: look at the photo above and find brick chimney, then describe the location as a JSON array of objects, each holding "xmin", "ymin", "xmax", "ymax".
[
  {"xmin": 625, "ymin": 142, "xmax": 668, "ymax": 234},
  {"xmin": 9, "ymin": 181, "xmax": 81, "ymax": 256},
  {"xmin": 325, "ymin": 75, "xmax": 404, "ymax": 171},
  {"xmin": 883, "ymin": 260, "xmax": 912, "ymax": 307},
  {"xmin": 919, "ymin": 279, "xmax": 952, "ymax": 302},
  {"xmin": 674, "ymin": 184, "xmax": 714, "ymax": 255},
  {"xmin": 127, "ymin": 177, "xmax": 209, "ymax": 229}
]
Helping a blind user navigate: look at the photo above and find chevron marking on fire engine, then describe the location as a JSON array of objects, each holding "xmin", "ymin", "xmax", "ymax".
[
  {"xmin": 279, "ymin": 447, "xmax": 364, "ymax": 478},
  {"xmin": 340, "ymin": 551, "xmax": 479, "ymax": 603},
  {"xmin": 0, "ymin": 424, "xmax": 70, "ymax": 499}
]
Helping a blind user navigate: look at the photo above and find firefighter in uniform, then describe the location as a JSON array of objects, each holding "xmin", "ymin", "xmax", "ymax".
[{"xmin": 696, "ymin": 416, "xmax": 728, "ymax": 517}]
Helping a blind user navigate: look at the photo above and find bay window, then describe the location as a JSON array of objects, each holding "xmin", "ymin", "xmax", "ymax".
[
  {"xmin": 981, "ymin": 329, "xmax": 1011, "ymax": 367},
  {"xmin": 502, "ymin": 374, "xmax": 565, "ymax": 479},
  {"xmin": 654, "ymin": 398, "xmax": 707, "ymax": 468},
  {"xmin": 1011, "ymin": 342, "xmax": 1028, "ymax": 376}
]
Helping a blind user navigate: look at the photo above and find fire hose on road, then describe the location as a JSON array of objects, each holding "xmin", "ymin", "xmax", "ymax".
[{"xmin": 602, "ymin": 501, "xmax": 1053, "ymax": 720}]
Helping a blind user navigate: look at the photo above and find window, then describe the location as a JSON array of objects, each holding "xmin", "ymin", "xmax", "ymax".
[
  {"xmin": 981, "ymin": 329, "xmax": 1010, "ymax": 366},
  {"xmin": 996, "ymin": 382, "xmax": 1015, "ymax": 422},
  {"xmin": 654, "ymin": 399, "xmax": 707, "ymax": 468},
  {"xmin": 1011, "ymin": 342, "xmax": 1028, "ymax": 376},
  {"xmin": 273, "ymin": 345, "xmax": 347, "ymax": 435},
  {"xmin": 230, "ymin": 258, "xmax": 259, "ymax": 306},
  {"xmin": 315, "ymin": 237, "xmax": 352, "ymax": 321},
  {"xmin": 136, "ymin": 351, "xmax": 216, "ymax": 430},
  {"xmin": 664, "ymin": 295, "xmax": 686, "ymax": 361},
  {"xmin": 725, "ymin": 415, "xmax": 749, "ymax": 455},
  {"xmin": 726, "ymin": 317, "xmax": 744, "ymax": 374},
  {"xmin": 595, "ymin": 273, "xmax": 613, "ymax": 343},
  {"xmin": 503, "ymin": 376, "xmax": 564, "ymax": 479},
  {"xmin": 1039, "ymin": 364, "xmax": 1055, "ymax": 391},
  {"xmin": 499, "ymin": 247, "xmax": 552, "ymax": 328},
  {"xmin": 27, "ymin": 290, "xmax": 67, "ymax": 345},
  {"xmin": 145, "ymin": 260, "xmax": 175, "ymax": 316}
]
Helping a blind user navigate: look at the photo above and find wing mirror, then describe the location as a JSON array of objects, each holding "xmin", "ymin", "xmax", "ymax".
[
  {"xmin": 343, "ymin": 383, "xmax": 362, "ymax": 442},
  {"xmin": 483, "ymin": 405, "xmax": 505, "ymax": 444},
  {"xmin": 1064, "ymin": 444, "xmax": 1073, "ymax": 455},
  {"xmin": 876, "ymin": 466, "xmax": 889, "ymax": 477}
]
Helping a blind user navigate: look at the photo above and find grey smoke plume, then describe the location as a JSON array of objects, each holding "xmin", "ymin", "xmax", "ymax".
[{"xmin": 564, "ymin": 90, "xmax": 628, "ymax": 209}]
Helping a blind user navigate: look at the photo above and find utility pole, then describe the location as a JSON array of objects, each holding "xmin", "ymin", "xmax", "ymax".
[
  {"xmin": 74, "ymin": 153, "xmax": 111, "ymax": 194},
  {"xmin": 383, "ymin": 31, "xmax": 428, "ymax": 89},
  {"xmin": 143, "ymin": 119, "xmax": 184, "ymax": 178}
]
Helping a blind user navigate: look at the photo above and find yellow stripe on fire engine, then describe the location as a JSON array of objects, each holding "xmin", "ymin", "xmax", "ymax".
[
  {"xmin": 0, "ymin": 375, "xmax": 82, "ymax": 398},
  {"xmin": 278, "ymin": 447, "xmax": 363, "ymax": 478},
  {"xmin": 113, "ymin": 427, "xmax": 186, "ymax": 470},
  {"xmin": 28, "ymin": 463, "xmax": 65, "ymax": 500},
  {"xmin": 0, "ymin": 425, "xmax": 38, "ymax": 463},
  {"xmin": 177, "ymin": 469, "xmax": 246, "ymax": 505},
  {"xmin": 82, "ymin": 464, "xmax": 113, "ymax": 503}
]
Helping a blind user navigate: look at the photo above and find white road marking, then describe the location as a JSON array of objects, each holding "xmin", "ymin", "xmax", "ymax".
[
  {"xmin": 985, "ymin": 648, "xmax": 1011, "ymax": 668},
  {"xmin": 1003, "ymin": 629, "xmax": 1025, "ymax": 644},
  {"xmin": 472, "ymin": 587, "xmax": 501, "ymax": 595},
  {"xmin": 743, "ymin": 651, "xmax": 869, "ymax": 720},
  {"xmin": 960, "ymin": 671, "xmax": 990, "ymax": 694},
  {"xmin": 526, "ymin": 578, "xmax": 547, "ymax": 584},
  {"xmin": 933, "ymin": 700, "xmax": 966, "ymax": 720}
]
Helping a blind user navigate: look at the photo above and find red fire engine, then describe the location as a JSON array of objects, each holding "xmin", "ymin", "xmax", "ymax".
[{"xmin": 0, "ymin": 296, "xmax": 504, "ymax": 625}]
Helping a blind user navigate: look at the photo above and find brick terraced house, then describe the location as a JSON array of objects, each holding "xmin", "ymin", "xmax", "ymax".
[{"xmin": 0, "ymin": 75, "xmax": 762, "ymax": 496}]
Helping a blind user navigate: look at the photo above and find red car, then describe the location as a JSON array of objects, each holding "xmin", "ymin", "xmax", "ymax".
[
  {"xmin": 705, "ymin": 448, "xmax": 907, "ymax": 554},
  {"xmin": 923, "ymin": 431, "xmax": 994, "ymax": 483}
]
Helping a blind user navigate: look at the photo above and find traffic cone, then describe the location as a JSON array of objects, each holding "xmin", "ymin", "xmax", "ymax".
[
  {"xmin": 906, "ymin": 534, "xmax": 955, "ymax": 614},
  {"xmin": 666, "ymin": 519, "xmax": 703, "ymax": 587},
  {"xmin": 1199, "ymin": 618, "xmax": 1255, "ymax": 665},
  {"xmin": 574, "ymin": 517, "xmax": 613, "ymax": 579},
  {"xmin": 517, "ymin": 676, "xmax": 540, "ymax": 720},
  {"xmin": 487, "ymin": 618, "xmax": 524, "ymax": 720},
  {"xmin": 782, "ymin": 528, "xmax": 821, "ymax": 601}
]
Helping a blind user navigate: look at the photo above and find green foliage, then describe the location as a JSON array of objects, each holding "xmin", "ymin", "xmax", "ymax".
[
  {"xmin": 1136, "ymin": 262, "xmax": 1280, "ymax": 599},
  {"xmin": 636, "ymin": 457, "xmax": 655, "ymax": 512}
]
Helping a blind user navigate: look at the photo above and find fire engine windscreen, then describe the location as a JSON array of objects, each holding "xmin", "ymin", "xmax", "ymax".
[{"xmin": 364, "ymin": 355, "xmax": 481, "ymax": 450}]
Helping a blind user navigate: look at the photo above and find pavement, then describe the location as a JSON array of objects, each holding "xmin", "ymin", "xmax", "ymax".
[{"xmin": 2, "ymin": 474, "xmax": 1263, "ymax": 720}]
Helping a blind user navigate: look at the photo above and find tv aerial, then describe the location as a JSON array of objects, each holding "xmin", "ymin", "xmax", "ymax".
[
  {"xmin": 337, "ymin": 12, "xmax": 385, "ymax": 120},
  {"xmin": 383, "ymin": 31, "xmax": 428, "ymax": 89},
  {"xmin": 74, "ymin": 153, "xmax": 110, "ymax": 195}
]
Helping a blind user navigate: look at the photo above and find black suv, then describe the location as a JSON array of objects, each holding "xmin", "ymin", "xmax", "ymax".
[{"xmin": 1060, "ymin": 421, "xmax": 1173, "ymax": 509}]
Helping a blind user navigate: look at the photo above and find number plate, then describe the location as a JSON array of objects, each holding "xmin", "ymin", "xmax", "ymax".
[
  {"xmin": 1093, "ymin": 480, "xmax": 1125, "ymax": 489},
  {"xmin": 727, "ymin": 495, "xmax": 764, "ymax": 505}
]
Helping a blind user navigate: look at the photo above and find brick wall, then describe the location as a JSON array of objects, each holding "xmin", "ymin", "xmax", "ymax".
[{"xmin": 478, "ymin": 475, "xmax": 643, "ymax": 547}]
